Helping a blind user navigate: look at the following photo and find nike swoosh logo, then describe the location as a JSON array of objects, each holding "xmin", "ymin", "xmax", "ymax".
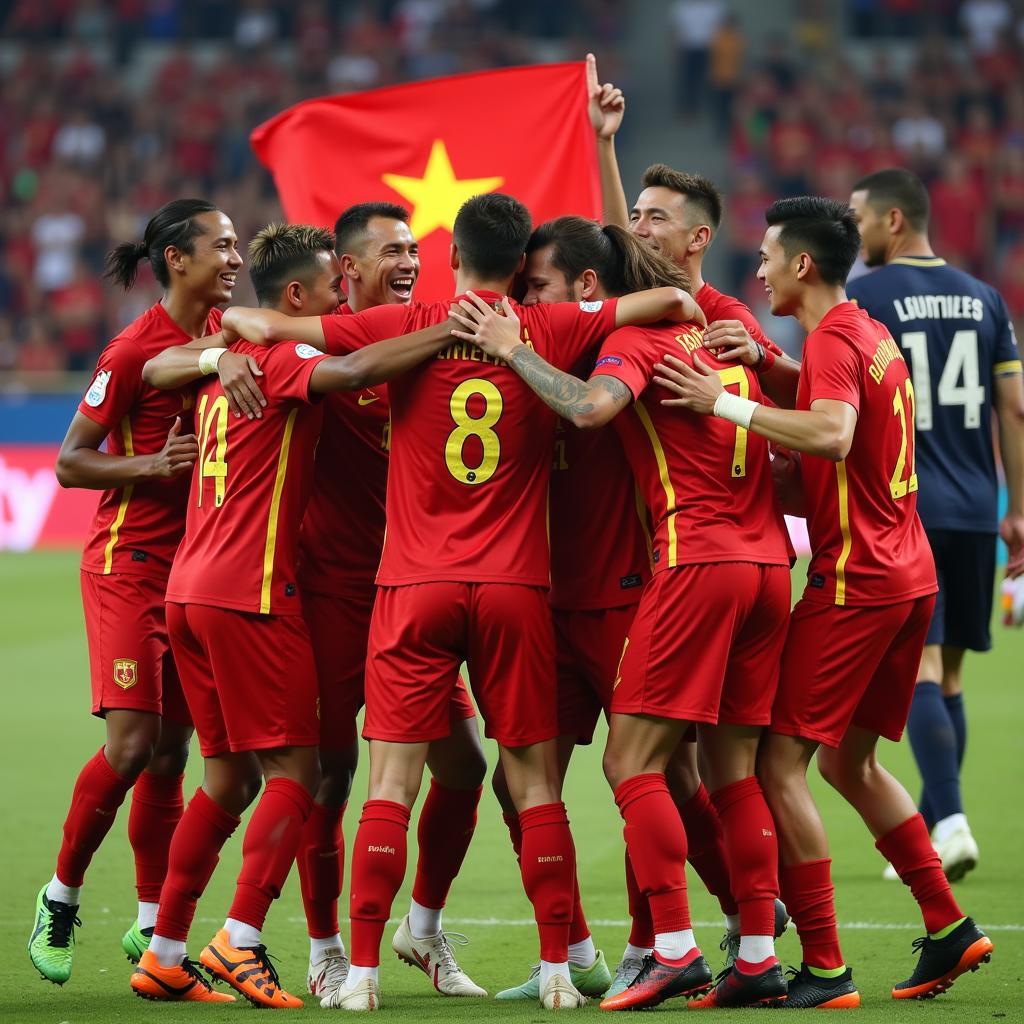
[{"xmin": 357, "ymin": 394, "xmax": 381, "ymax": 406}]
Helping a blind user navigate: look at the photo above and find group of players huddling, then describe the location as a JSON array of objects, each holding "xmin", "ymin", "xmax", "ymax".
[{"xmin": 28, "ymin": 58, "xmax": 1022, "ymax": 1012}]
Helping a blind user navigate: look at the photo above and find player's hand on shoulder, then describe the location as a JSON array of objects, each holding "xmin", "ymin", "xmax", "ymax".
[
  {"xmin": 149, "ymin": 416, "xmax": 198, "ymax": 478},
  {"xmin": 703, "ymin": 320, "xmax": 759, "ymax": 365},
  {"xmin": 218, "ymin": 351, "xmax": 266, "ymax": 420},
  {"xmin": 586, "ymin": 53, "xmax": 624, "ymax": 140},
  {"xmin": 653, "ymin": 352, "xmax": 723, "ymax": 414},
  {"xmin": 450, "ymin": 292, "xmax": 523, "ymax": 361}
]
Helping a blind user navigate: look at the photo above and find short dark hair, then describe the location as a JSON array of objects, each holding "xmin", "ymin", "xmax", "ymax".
[
  {"xmin": 528, "ymin": 216, "xmax": 690, "ymax": 295},
  {"xmin": 765, "ymin": 196, "xmax": 861, "ymax": 286},
  {"xmin": 851, "ymin": 168, "xmax": 930, "ymax": 232},
  {"xmin": 640, "ymin": 164, "xmax": 723, "ymax": 232},
  {"xmin": 452, "ymin": 193, "xmax": 532, "ymax": 280},
  {"xmin": 248, "ymin": 223, "xmax": 336, "ymax": 305},
  {"xmin": 104, "ymin": 198, "xmax": 218, "ymax": 290},
  {"xmin": 333, "ymin": 201, "xmax": 410, "ymax": 256}
]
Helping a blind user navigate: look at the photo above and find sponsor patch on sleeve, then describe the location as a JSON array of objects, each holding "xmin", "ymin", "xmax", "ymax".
[
  {"xmin": 594, "ymin": 355, "xmax": 623, "ymax": 369},
  {"xmin": 85, "ymin": 370, "xmax": 111, "ymax": 407},
  {"xmin": 579, "ymin": 300, "xmax": 604, "ymax": 313},
  {"xmin": 294, "ymin": 344, "xmax": 321, "ymax": 359}
]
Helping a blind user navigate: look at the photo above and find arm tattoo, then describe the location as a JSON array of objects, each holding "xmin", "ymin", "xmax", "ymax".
[
  {"xmin": 591, "ymin": 374, "xmax": 632, "ymax": 404},
  {"xmin": 507, "ymin": 345, "xmax": 596, "ymax": 421}
]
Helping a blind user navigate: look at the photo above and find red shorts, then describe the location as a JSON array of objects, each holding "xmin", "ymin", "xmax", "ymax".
[
  {"xmin": 82, "ymin": 570, "xmax": 190, "ymax": 726},
  {"xmin": 304, "ymin": 587, "xmax": 476, "ymax": 750},
  {"xmin": 364, "ymin": 582, "xmax": 556, "ymax": 747},
  {"xmin": 772, "ymin": 594, "xmax": 936, "ymax": 748},
  {"xmin": 166, "ymin": 603, "xmax": 319, "ymax": 757},
  {"xmin": 611, "ymin": 563, "xmax": 791, "ymax": 725},
  {"xmin": 554, "ymin": 604, "xmax": 637, "ymax": 744}
]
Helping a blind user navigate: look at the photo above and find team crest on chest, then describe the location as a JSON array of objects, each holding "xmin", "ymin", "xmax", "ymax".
[{"xmin": 113, "ymin": 658, "xmax": 138, "ymax": 690}]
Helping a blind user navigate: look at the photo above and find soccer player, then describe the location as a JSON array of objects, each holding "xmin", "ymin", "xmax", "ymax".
[
  {"xmin": 221, "ymin": 193, "xmax": 705, "ymax": 1011},
  {"xmin": 127, "ymin": 224, "xmax": 459, "ymax": 1007},
  {"xmin": 296, "ymin": 202, "xmax": 486, "ymax": 1000},
  {"xmin": 29, "ymin": 199, "xmax": 243, "ymax": 986},
  {"xmin": 490, "ymin": 218, "xmax": 651, "ymax": 1004},
  {"xmin": 603, "ymin": 148, "xmax": 796, "ymax": 959},
  {"xmin": 847, "ymin": 168, "xmax": 1024, "ymax": 879},
  {"xmin": 657, "ymin": 196, "xmax": 994, "ymax": 1007},
  {"xmin": 453, "ymin": 245, "xmax": 792, "ymax": 1012}
]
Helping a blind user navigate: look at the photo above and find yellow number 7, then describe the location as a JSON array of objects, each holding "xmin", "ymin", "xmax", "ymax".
[{"xmin": 716, "ymin": 365, "xmax": 749, "ymax": 478}]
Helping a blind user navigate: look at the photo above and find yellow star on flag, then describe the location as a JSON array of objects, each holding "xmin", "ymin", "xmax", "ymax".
[{"xmin": 383, "ymin": 139, "xmax": 504, "ymax": 240}]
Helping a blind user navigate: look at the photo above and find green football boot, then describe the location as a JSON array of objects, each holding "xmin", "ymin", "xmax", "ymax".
[
  {"xmin": 28, "ymin": 885, "xmax": 81, "ymax": 985},
  {"xmin": 122, "ymin": 919, "xmax": 154, "ymax": 964},
  {"xmin": 496, "ymin": 949, "xmax": 611, "ymax": 1000}
]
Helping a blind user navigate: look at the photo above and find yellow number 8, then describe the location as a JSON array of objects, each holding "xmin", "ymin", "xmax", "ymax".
[{"xmin": 445, "ymin": 378, "xmax": 503, "ymax": 485}]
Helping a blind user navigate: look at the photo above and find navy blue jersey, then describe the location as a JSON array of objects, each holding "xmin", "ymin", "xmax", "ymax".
[{"xmin": 848, "ymin": 256, "xmax": 1021, "ymax": 532}]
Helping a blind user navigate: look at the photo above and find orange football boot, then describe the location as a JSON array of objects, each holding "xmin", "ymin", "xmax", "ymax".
[
  {"xmin": 130, "ymin": 950, "xmax": 236, "ymax": 1002},
  {"xmin": 200, "ymin": 929, "xmax": 303, "ymax": 1008}
]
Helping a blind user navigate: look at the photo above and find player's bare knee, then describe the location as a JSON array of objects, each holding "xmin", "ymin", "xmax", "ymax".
[
  {"xmin": 105, "ymin": 733, "xmax": 158, "ymax": 779},
  {"xmin": 491, "ymin": 766, "xmax": 516, "ymax": 816}
]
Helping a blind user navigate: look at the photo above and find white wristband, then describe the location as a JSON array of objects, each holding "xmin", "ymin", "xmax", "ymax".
[
  {"xmin": 713, "ymin": 390, "xmax": 759, "ymax": 430},
  {"xmin": 198, "ymin": 347, "xmax": 226, "ymax": 376}
]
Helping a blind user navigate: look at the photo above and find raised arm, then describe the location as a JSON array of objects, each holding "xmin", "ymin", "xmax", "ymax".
[
  {"xmin": 221, "ymin": 306, "xmax": 327, "ymax": 349},
  {"xmin": 308, "ymin": 317, "xmax": 456, "ymax": 393},
  {"xmin": 995, "ymin": 371, "xmax": 1024, "ymax": 576},
  {"xmin": 450, "ymin": 294, "xmax": 631, "ymax": 428},
  {"xmin": 587, "ymin": 53, "xmax": 629, "ymax": 229},
  {"xmin": 653, "ymin": 353, "xmax": 857, "ymax": 461},
  {"xmin": 615, "ymin": 287, "xmax": 707, "ymax": 328},
  {"xmin": 55, "ymin": 413, "xmax": 198, "ymax": 489}
]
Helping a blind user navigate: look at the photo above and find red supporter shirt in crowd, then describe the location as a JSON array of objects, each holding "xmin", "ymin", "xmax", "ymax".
[
  {"xmin": 166, "ymin": 340, "xmax": 328, "ymax": 616},
  {"xmin": 78, "ymin": 302, "xmax": 222, "ymax": 580},
  {"xmin": 549, "ymin": 356, "xmax": 651, "ymax": 611},
  {"xmin": 593, "ymin": 321, "xmax": 790, "ymax": 572},
  {"xmin": 697, "ymin": 281, "xmax": 783, "ymax": 356},
  {"xmin": 796, "ymin": 302, "xmax": 937, "ymax": 607},
  {"xmin": 319, "ymin": 291, "xmax": 619, "ymax": 586},
  {"xmin": 298, "ymin": 304, "xmax": 390, "ymax": 597}
]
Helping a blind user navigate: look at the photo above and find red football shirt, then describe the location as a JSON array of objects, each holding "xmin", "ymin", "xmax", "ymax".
[
  {"xmin": 549, "ymin": 356, "xmax": 651, "ymax": 610},
  {"xmin": 592, "ymin": 321, "xmax": 790, "ymax": 572},
  {"xmin": 78, "ymin": 303, "xmax": 222, "ymax": 580},
  {"xmin": 320, "ymin": 292, "xmax": 619, "ymax": 586},
  {"xmin": 298, "ymin": 304, "xmax": 390, "ymax": 597},
  {"xmin": 166, "ymin": 340, "xmax": 328, "ymax": 615},
  {"xmin": 796, "ymin": 302, "xmax": 937, "ymax": 607},
  {"xmin": 697, "ymin": 282, "xmax": 783, "ymax": 356}
]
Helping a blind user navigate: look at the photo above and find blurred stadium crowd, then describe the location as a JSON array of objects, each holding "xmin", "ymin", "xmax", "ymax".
[{"xmin": 2, "ymin": 0, "xmax": 1024, "ymax": 374}]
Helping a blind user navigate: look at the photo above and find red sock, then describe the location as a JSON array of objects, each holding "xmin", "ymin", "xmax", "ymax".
[
  {"xmin": 779, "ymin": 859, "xmax": 843, "ymax": 970},
  {"xmin": 155, "ymin": 788, "xmax": 240, "ymax": 941},
  {"xmin": 677, "ymin": 782, "xmax": 738, "ymax": 917},
  {"xmin": 519, "ymin": 802, "xmax": 576, "ymax": 963},
  {"xmin": 625, "ymin": 848, "xmax": 655, "ymax": 948},
  {"xmin": 411, "ymin": 780, "xmax": 481, "ymax": 909},
  {"xmin": 502, "ymin": 810, "xmax": 523, "ymax": 863},
  {"xmin": 349, "ymin": 800, "xmax": 411, "ymax": 967},
  {"xmin": 128, "ymin": 771, "xmax": 185, "ymax": 904},
  {"xmin": 56, "ymin": 747, "xmax": 134, "ymax": 888},
  {"xmin": 876, "ymin": 815, "xmax": 963, "ymax": 934},
  {"xmin": 297, "ymin": 801, "xmax": 346, "ymax": 939},
  {"xmin": 615, "ymin": 774, "xmax": 691, "ymax": 935},
  {"xmin": 227, "ymin": 778, "xmax": 313, "ymax": 931},
  {"xmin": 711, "ymin": 776, "xmax": 778, "ymax": 936}
]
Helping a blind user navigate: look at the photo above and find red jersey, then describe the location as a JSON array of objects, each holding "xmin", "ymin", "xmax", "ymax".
[
  {"xmin": 697, "ymin": 282, "xmax": 783, "ymax": 356},
  {"xmin": 298, "ymin": 304, "xmax": 390, "ymax": 597},
  {"xmin": 320, "ymin": 292, "xmax": 619, "ymax": 586},
  {"xmin": 166, "ymin": 340, "xmax": 328, "ymax": 616},
  {"xmin": 592, "ymin": 321, "xmax": 790, "ymax": 573},
  {"xmin": 549, "ymin": 356, "xmax": 651, "ymax": 611},
  {"xmin": 796, "ymin": 302, "xmax": 937, "ymax": 607},
  {"xmin": 78, "ymin": 303, "xmax": 222, "ymax": 580}
]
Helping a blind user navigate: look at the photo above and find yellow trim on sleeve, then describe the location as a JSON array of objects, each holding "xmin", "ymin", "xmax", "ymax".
[
  {"xmin": 889, "ymin": 257, "xmax": 947, "ymax": 268},
  {"xmin": 993, "ymin": 360, "xmax": 1022, "ymax": 377},
  {"xmin": 834, "ymin": 459, "xmax": 852, "ymax": 607},
  {"xmin": 103, "ymin": 416, "xmax": 135, "ymax": 574},
  {"xmin": 633, "ymin": 401, "xmax": 678, "ymax": 568},
  {"xmin": 260, "ymin": 408, "xmax": 298, "ymax": 614}
]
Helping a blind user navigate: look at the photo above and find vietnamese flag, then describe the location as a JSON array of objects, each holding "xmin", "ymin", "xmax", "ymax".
[{"xmin": 250, "ymin": 63, "xmax": 601, "ymax": 301}]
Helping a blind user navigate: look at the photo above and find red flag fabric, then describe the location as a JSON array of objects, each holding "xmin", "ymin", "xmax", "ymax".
[{"xmin": 250, "ymin": 63, "xmax": 601, "ymax": 301}]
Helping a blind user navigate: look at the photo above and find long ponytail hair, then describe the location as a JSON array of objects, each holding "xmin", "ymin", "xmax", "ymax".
[{"xmin": 105, "ymin": 198, "xmax": 218, "ymax": 290}]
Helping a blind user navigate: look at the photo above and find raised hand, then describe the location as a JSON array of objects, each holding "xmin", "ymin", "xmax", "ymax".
[{"xmin": 586, "ymin": 52, "xmax": 624, "ymax": 140}]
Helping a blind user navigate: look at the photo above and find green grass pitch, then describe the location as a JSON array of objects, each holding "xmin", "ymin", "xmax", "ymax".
[{"xmin": 4, "ymin": 550, "xmax": 1023, "ymax": 1022}]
